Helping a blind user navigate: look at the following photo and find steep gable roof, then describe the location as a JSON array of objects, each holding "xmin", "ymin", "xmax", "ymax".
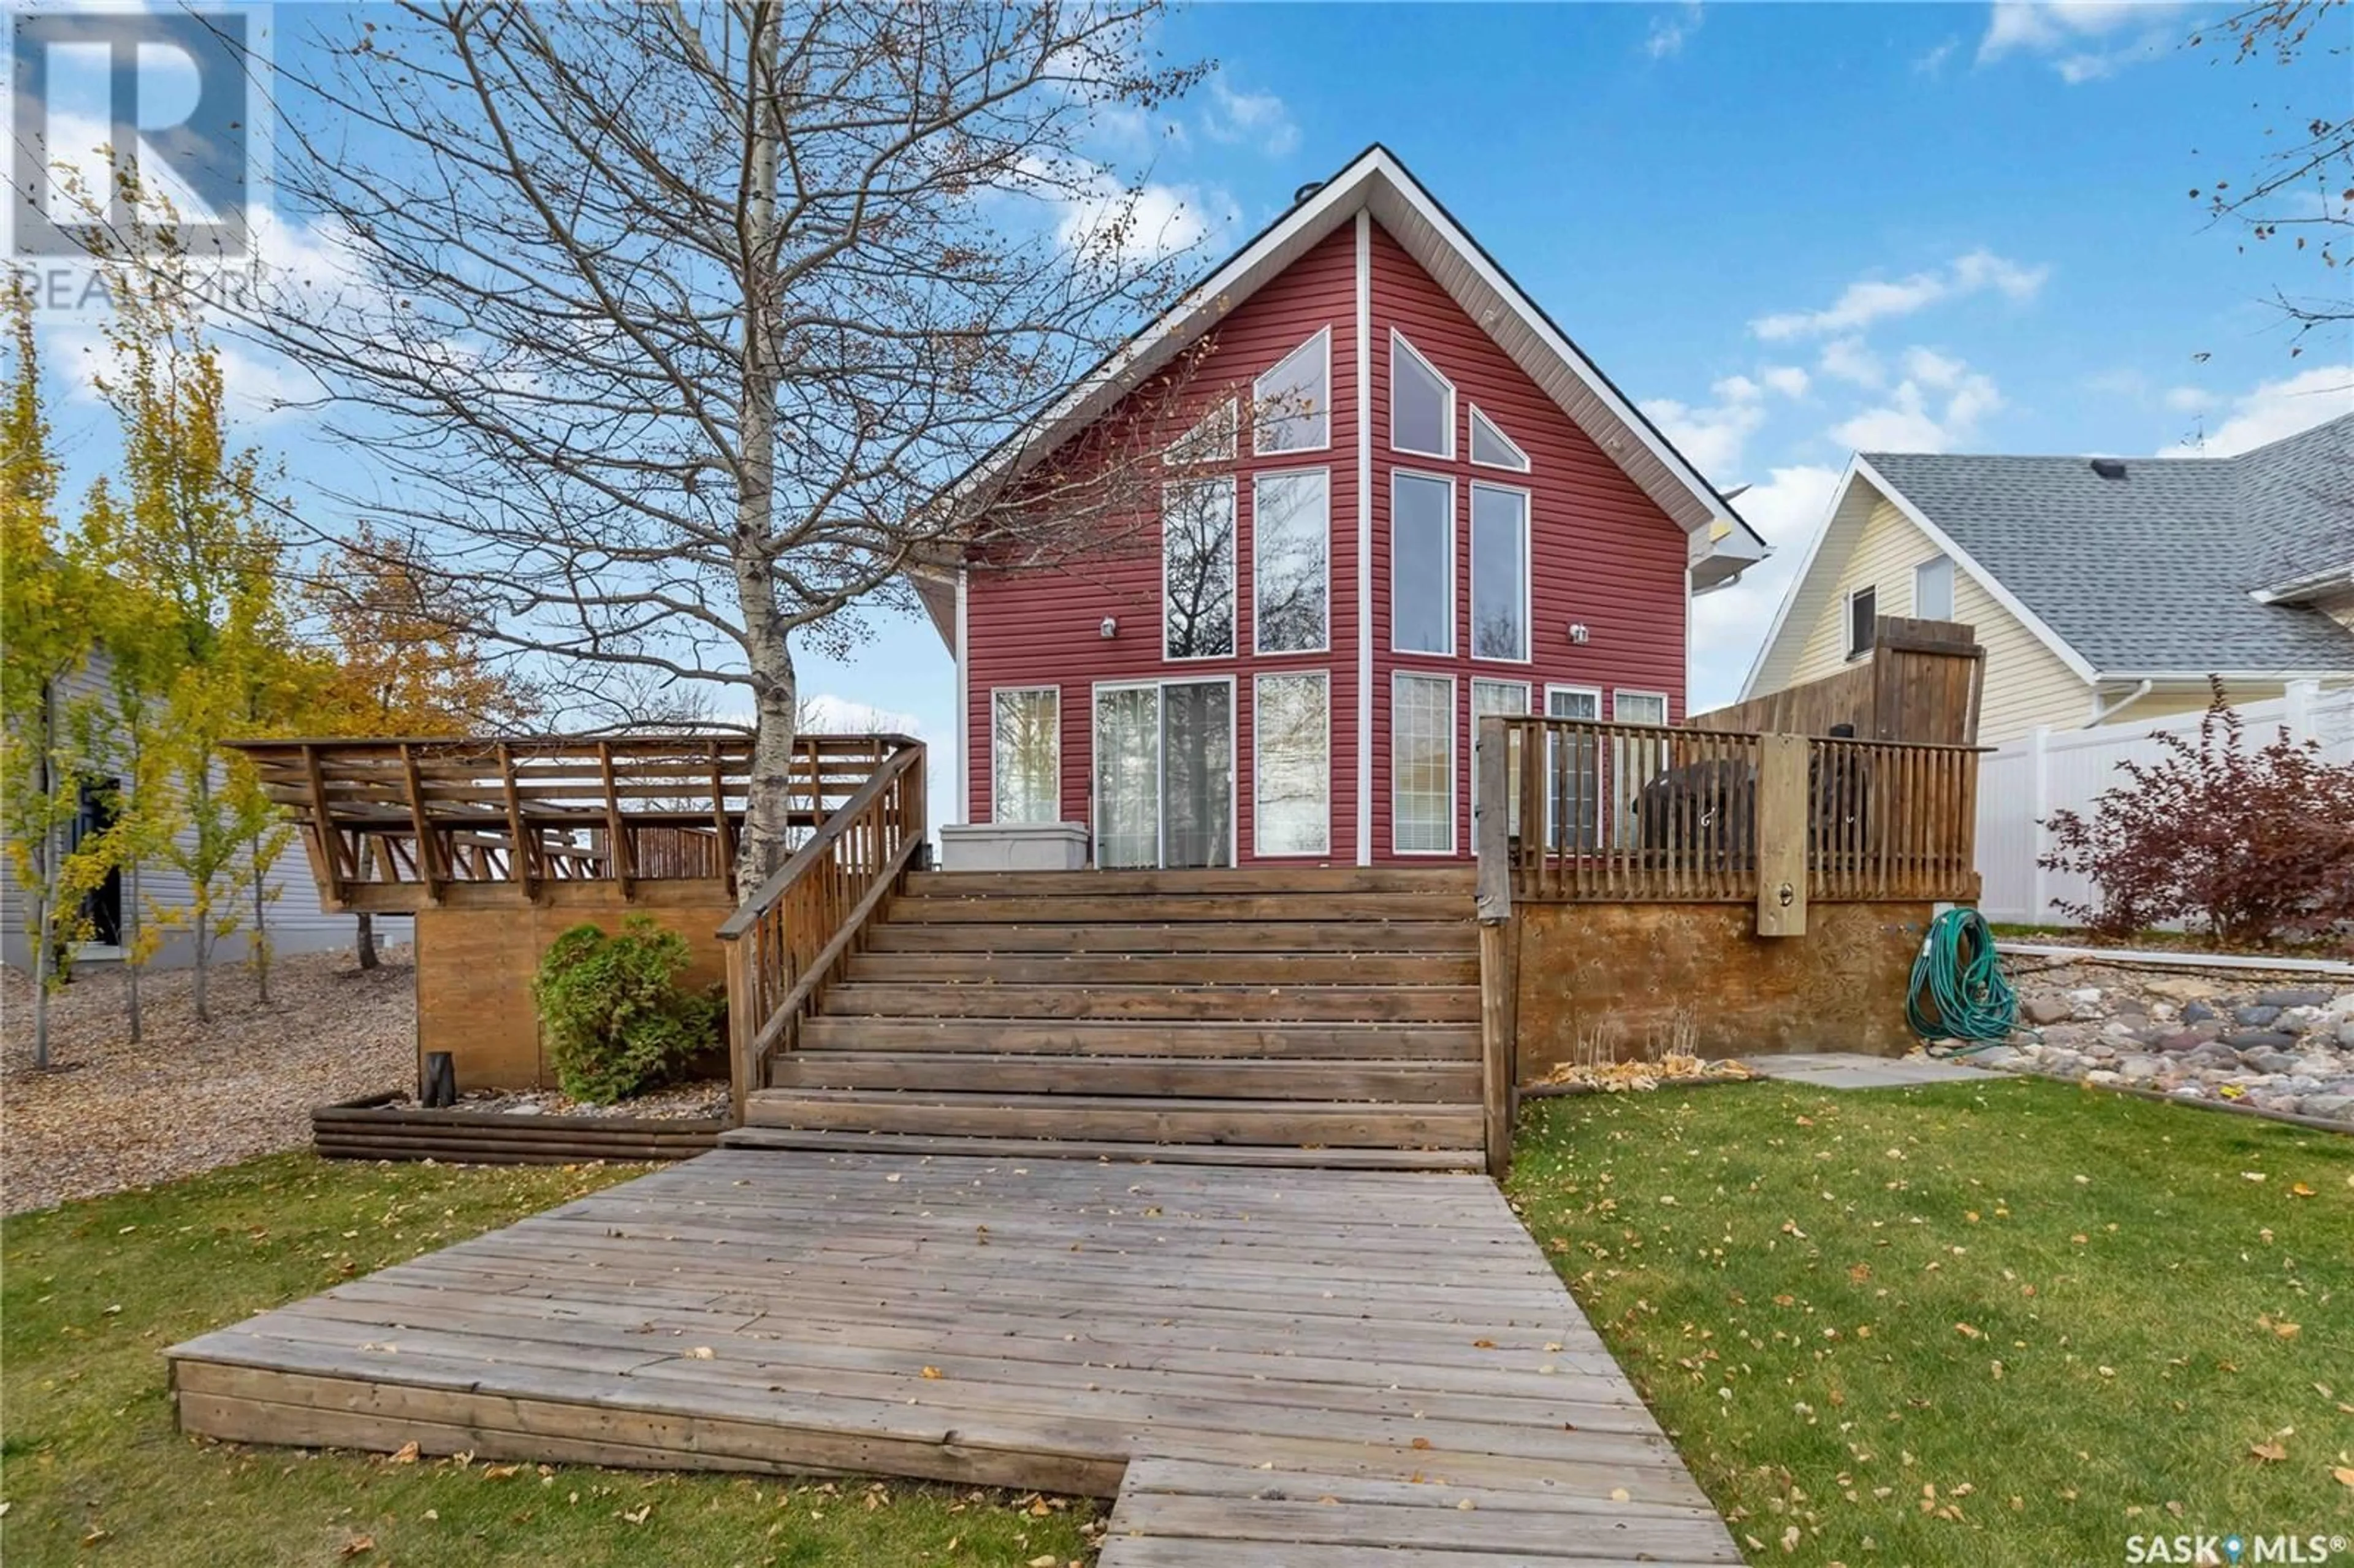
[
  {"xmin": 1743, "ymin": 413, "xmax": 2354, "ymax": 698},
  {"xmin": 942, "ymin": 146, "xmax": 1764, "ymax": 599}
]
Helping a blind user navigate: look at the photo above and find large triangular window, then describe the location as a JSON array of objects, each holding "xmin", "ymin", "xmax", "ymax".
[
  {"xmin": 1390, "ymin": 332, "xmax": 1454, "ymax": 459},
  {"xmin": 1163, "ymin": 397, "xmax": 1238, "ymax": 467},
  {"xmin": 1252, "ymin": 328, "xmax": 1330, "ymax": 455},
  {"xmin": 1468, "ymin": 404, "xmax": 1529, "ymax": 471}
]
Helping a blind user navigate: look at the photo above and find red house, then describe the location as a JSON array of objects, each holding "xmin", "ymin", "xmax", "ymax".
[{"xmin": 921, "ymin": 147, "xmax": 1764, "ymax": 870}]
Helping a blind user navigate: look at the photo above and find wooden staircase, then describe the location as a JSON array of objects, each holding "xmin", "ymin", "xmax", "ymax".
[{"xmin": 725, "ymin": 867, "xmax": 1484, "ymax": 1169}]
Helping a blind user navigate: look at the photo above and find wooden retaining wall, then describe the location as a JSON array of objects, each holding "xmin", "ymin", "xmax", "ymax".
[{"xmin": 313, "ymin": 1094, "xmax": 723, "ymax": 1165}]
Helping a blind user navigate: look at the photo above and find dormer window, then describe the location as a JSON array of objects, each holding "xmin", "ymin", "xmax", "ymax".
[
  {"xmin": 1468, "ymin": 405, "xmax": 1529, "ymax": 471},
  {"xmin": 1164, "ymin": 397, "xmax": 1237, "ymax": 467},
  {"xmin": 1252, "ymin": 329, "xmax": 1330, "ymax": 454},
  {"xmin": 1390, "ymin": 332, "xmax": 1454, "ymax": 459}
]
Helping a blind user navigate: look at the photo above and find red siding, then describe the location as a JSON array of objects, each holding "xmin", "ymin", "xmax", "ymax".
[
  {"xmin": 1365, "ymin": 224, "xmax": 1688, "ymax": 861},
  {"xmin": 964, "ymin": 216, "xmax": 1689, "ymax": 864}
]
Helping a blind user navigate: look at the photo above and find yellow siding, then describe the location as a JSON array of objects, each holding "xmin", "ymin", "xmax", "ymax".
[{"xmin": 1784, "ymin": 496, "xmax": 2092, "ymax": 747}]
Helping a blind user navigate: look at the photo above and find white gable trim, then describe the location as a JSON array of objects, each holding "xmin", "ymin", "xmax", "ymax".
[{"xmin": 1742, "ymin": 458, "xmax": 2103, "ymax": 699}]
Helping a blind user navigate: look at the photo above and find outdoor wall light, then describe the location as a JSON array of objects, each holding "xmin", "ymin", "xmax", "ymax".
[
  {"xmin": 1567, "ymin": 622, "xmax": 1591, "ymax": 645},
  {"xmin": 1099, "ymin": 616, "xmax": 1119, "ymax": 639}
]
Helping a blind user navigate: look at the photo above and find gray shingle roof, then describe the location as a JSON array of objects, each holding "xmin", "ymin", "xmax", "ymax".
[{"xmin": 1864, "ymin": 411, "xmax": 2354, "ymax": 674}]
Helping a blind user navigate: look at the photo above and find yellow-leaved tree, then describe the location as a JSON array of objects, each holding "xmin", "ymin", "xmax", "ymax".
[{"xmin": 304, "ymin": 525, "xmax": 538, "ymax": 965}]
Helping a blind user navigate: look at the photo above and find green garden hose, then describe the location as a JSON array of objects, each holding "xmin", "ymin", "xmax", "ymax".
[{"xmin": 1906, "ymin": 907, "xmax": 2018, "ymax": 1045}]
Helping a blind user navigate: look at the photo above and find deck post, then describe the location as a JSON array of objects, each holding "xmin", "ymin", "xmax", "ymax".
[
  {"xmin": 1754, "ymin": 733, "xmax": 1809, "ymax": 937},
  {"xmin": 1474, "ymin": 718, "xmax": 1516, "ymax": 1179}
]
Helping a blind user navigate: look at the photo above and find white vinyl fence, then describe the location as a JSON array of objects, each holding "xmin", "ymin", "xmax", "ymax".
[{"xmin": 1976, "ymin": 680, "xmax": 2354, "ymax": 926}]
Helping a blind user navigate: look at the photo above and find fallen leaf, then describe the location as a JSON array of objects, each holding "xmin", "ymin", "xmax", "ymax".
[
  {"xmin": 1471, "ymin": 1339, "xmax": 1496, "ymax": 1349},
  {"xmin": 921, "ymin": 1366, "xmax": 942, "ymax": 1380},
  {"xmin": 622, "ymin": 1504, "xmax": 652, "ymax": 1524},
  {"xmin": 482, "ymin": 1464, "xmax": 521, "ymax": 1480},
  {"xmin": 2332, "ymin": 1467, "xmax": 2354, "ymax": 1488},
  {"xmin": 1411, "ymin": 1437, "xmax": 1433, "ymax": 1450},
  {"xmin": 2250, "ymin": 1441, "xmax": 2288, "ymax": 1463},
  {"xmin": 337, "ymin": 1538, "xmax": 375, "ymax": 1559},
  {"xmin": 389, "ymin": 1442, "xmax": 420, "ymax": 1465},
  {"xmin": 685, "ymin": 1346, "xmax": 715, "ymax": 1360},
  {"xmin": 2290, "ymin": 1182, "xmax": 2316, "ymax": 1197},
  {"xmin": 1610, "ymin": 1487, "xmax": 1632, "ymax": 1503}
]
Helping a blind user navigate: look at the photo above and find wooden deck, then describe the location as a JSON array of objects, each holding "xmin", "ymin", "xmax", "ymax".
[{"xmin": 168, "ymin": 1150, "xmax": 1737, "ymax": 1564}]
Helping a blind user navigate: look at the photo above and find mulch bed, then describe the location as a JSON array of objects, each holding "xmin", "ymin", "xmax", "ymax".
[{"xmin": 2, "ymin": 946, "xmax": 415, "ymax": 1214}]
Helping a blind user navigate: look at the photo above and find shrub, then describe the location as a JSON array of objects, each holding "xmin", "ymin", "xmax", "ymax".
[
  {"xmin": 2038, "ymin": 682, "xmax": 2354, "ymax": 947},
  {"xmin": 531, "ymin": 915, "xmax": 723, "ymax": 1104}
]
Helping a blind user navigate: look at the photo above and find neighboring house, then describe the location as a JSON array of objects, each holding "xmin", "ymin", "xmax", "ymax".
[
  {"xmin": 1742, "ymin": 413, "xmax": 2354, "ymax": 746},
  {"xmin": 913, "ymin": 145, "xmax": 1766, "ymax": 869},
  {"xmin": 0, "ymin": 645, "xmax": 376, "ymax": 976}
]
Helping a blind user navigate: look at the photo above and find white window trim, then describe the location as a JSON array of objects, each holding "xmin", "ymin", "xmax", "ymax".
[
  {"xmin": 1253, "ymin": 325, "xmax": 1334, "ymax": 457},
  {"xmin": 1162, "ymin": 474, "xmax": 1238, "ymax": 663},
  {"xmin": 1612, "ymin": 690, "xmax": 1670, "ymax": 725},
  {"xmin": 1251, "ymin": 465, "xmax": 1333, "ymax": 658},
  {"xmin": 1845, "ymin": 584, "xmax": 1878, "ymax": 662},
  {"xmin": 1164, "ymin": 395, "xmax": 1239, "ymax": 467},
  {"xmin": 1388, "ymin": 468, "xmax": 1456, "ymax": 658},
  {"xmin": 1390, "ymin": 669, "xmax": 1458, "ymax": 858},
  {"xmin": 1389, "ymin": 329, "xmax": 1456, "ymax": 460},
  {"xmin": 1468, "ymin": 480, "xmax": 1533, "ymax": 665},
  {"xmin": 1913, "ymin": 554, "xmax": 1954, "ymax": 622},
  {"xmin": 1466, "ymin": 403, "xmax": 1529, "ymax": 472},
  {"xmin": 1469, "ymin": 678, "xmax": 1532, "ymax": 844},
  {"xmin": 1252, "ymin": 669, "xmax": 1331, "ymax": 859},
  {"xmin": 1542, "ymin": 683, "xmax": 1604, "ymax": 852},
  {"xmin": 988, "ymin": 685, "xmax": 1060, "ymax": 825},
  {"xmin": 1090, "ymin": 676, "xmax": 1240, "ymax": 870}
]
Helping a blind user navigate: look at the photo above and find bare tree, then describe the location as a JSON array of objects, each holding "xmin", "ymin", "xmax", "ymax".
[
  {"xmin": 2188, "ymin": 0, "xmax": 2353, "ymax": 346},
  {"xmin": 236, "ymin": 2, "xmax": 1212, "ymax": 884}
]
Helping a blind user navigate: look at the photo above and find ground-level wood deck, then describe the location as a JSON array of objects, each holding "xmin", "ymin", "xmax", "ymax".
[{"xmin": 168, "ymin": 1150, "xmax": 1737, "ymax": 1564}]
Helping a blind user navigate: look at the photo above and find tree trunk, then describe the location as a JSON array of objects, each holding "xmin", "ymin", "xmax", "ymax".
[
  {"xmin": 191, "ymin": 775, "xmax": 210, "ymax": 1024},
  {"xmin": 29, "ymin": 885, "xmax": 51, "ymax": 1070},
  {"xmin": 730, "ymin": 6, "xmax": 796, "ymax": 894},
  {"xmin": 354, "ymin": 837, "xmax": 378, "ymax": 969},
  {"xmin": 124, "ymin": 858, "xmax": 142, "ymax": 1043},
  {"xmin": 251, "ymin": 831, "xmax": 271, "ymax": 1003}
]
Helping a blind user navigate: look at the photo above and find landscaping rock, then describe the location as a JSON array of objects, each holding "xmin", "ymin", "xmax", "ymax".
[
  {"xmin": 2255, "ymin": 988, "xmax": 2331, "ymax": 1009},
  {"xmin": 2181, "ymin": 1001, "xmax": 2219, "ymax": 1024},
  {"xmin": 2118, "ymin": 1056, "xmax": 2162, "ymax": 1082},
  {"xmin": 2299, "ymin": 1094, "xmax": 2354, "ymax": 1123},
  {"xmin": 2241, "ymin": 1049, "xmax": 2302, "ymax": 1076},
  {"xmin": 2183, "ymin": 1042, "xmax": 2246, "ymax": 1071},
  {"xmin": 2022, "ymin": 996, "xmax": 2074, "ymax": 1026},
  {"xmin": 2234, "ymin": 1005, "xmax": 2284, "ymax": 1027},
  {"xmin": 2222, "ymin": 1029, "xmax": 2301, "ymax": 1051}
]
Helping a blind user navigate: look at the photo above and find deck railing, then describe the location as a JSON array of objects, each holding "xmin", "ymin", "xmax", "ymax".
[
  {"xmin": 716, "ymin": 740, "xmax": 926, "ymax": 1122},
  {"xmin": 228, "ymin": 733, "xmax": 912, "ymax": 910},
  {"xmin": 1476, "ymin": 716, "xmax": 1979, "ymax": 918}
]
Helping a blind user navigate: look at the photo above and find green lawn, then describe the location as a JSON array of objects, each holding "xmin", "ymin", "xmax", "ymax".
[
  {"xmin": 1509, "ymin": 1076, "xmax": 2354, "ymax": 1566},
  {"xmin": 1, "ymin": 1155, "xmax": 1101, "ymax": 1568}
]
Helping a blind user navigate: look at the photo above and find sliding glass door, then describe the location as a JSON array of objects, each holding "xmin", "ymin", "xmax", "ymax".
[{"xmin": 1092, "ymin": 679, "xmax": 1233, "ymax": 869}]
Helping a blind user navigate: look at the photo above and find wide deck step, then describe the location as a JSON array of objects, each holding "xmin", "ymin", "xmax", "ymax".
[
  {"xmin": 885, "ymin": 893, "xmax": 1466, "ymax": 924},
  {"xmin": 741, "ymin": 1090, "xmax": 1482, "ymax": 1149},
  {"xmin": 794, "ymin": 1019, "xmax": 1479, "ymax": 1059},
  {"xmin": 766, "ymin": 1052, "xmax": 1479, "ymax": 1101},
  {"xmin": 819, "ymin": 983, "xmax": 1479, "ymax": 1024},
  {"xmin": 715, "ymin": 1126, "xmax": 1480, "ymax": 1170},
  {"xmin": 902, "ymin": 868, "xmax": 1473, "ymax": 898},
  {"xmin": 839, "ymin": 952, "xmax": 1479, "ymax": 986},
  {"xmin": 860, "ymin": 921, "xmax": 1477, "ymax": 955}
]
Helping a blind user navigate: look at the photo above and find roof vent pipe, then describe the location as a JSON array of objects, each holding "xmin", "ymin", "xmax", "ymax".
[
  {"xmin": 1292, "ymin": 181, "xmax": 1324, "ymax": 205},
  {"xmin": 2090, "ymin": 458, "xmax": 2128, "ymax": 480}
]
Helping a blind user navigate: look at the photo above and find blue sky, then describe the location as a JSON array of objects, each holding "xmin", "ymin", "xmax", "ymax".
[{"xmin": 25, "ymin": 1, "xmax": 2353, "ymax": 744}]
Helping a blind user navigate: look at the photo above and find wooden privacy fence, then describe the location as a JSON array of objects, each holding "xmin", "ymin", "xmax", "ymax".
[
  {"xmin": 1688, "ymin": 616, "xmax": 1984, "ymax": 745},
  {"xmin": 1476, "ymin": 715, "xmax": 1979, "ymax": 929},
  {"xmin": 718, "ymin": 741, "xmax": 928, "ymax": 1121},
  {"xmin": 227, "ymin": 733, "xmax": 915, "ymax": 911}
]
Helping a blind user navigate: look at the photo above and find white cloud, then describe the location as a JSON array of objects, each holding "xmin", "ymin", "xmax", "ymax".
[
  {"xmin": 1202, "ymin": 79, "xmax": 1300, "ymax": 158},
  {"xmin": 1687, "ymin": 463, "xmax": 1845, "ymax": 710},
  {"xmin": 1644, "ymin": 1, "xmax": 1705, "ymax": 58},
  {"xmin": 1914, "ymin": 37, "xmax": 1959, "ymax": 75},
  {"xmin": 1048, "ymin": 164, "xmax": 1227, "ymax": 267},
  {"xmin": 1641, "ymin": 373, "xmax": 1768, "ymax": 478},
  {"xmin": 798, "ymin": 693, "xmax": 927, "ymax": 736},
  {"xmin": 1832, "ymin": 354, "xmax": 2003, "ymax": 452},
  {"xmin": 2164, "ymin": 365, "xmax": 2353, "ymax": 456},
  {"xmin": 1977, "ymin": 2, "xmax": 2188, "ymax": 82},
  {"xmin": 2162, "ymin": 384, "xmax": 2215, "ymax": 413},
  {"xmin": 1818, "ymin": 337, "xmax": 1884, "ymax": 388},
  {"xmin": 1751, "ymin": 248, "xmax": 2049, "ymax": 341},
  {"xmin": 1760, "ymin": 365, "xmax": 1810, "ymax": 398}
]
